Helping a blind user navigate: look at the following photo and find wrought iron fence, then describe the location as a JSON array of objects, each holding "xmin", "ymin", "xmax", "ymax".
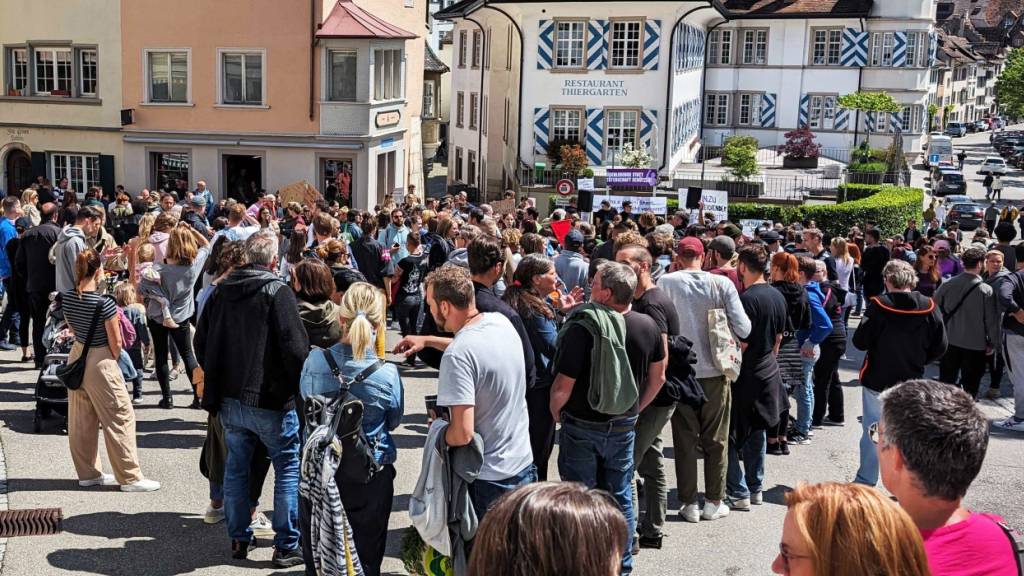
[{"xmin": 699, "ymin": 146, "xmax": 855, "ymax": 166}]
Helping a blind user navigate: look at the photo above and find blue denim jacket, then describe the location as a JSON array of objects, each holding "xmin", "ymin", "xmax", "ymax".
[
  {"xmin": 523, "ymin": 309, "xmax": 558, "ymax": 388},
  {"xmin": 299, "ymin": 343, "xmax": 404, "ymax": 466}
]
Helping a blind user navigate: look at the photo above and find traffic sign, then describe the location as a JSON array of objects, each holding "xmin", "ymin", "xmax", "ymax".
[{"xmin": 556, "ymin": 179, "xmax": 575, "ymax": 197}]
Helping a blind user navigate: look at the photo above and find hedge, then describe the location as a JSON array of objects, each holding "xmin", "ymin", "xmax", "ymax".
[
  {"xmin": 731, "ymin": 186, "xmax": 923, "ymax": 238},
  {"xmin": 837, "ymin": 183, "xmax": 886, "ymax": 203}
]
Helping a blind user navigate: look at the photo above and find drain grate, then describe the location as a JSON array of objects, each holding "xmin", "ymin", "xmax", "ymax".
[{"xmin": 0, "ymin": 508, "xmax": 63, "ymax": 537}]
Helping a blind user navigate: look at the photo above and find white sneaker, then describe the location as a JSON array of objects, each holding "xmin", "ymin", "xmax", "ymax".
[
  {"xmin": 724, "ymin": 495, "xmax": 750, "ymax": 510},
  {"xmin": 679, "ymin": 503, "xmax": 700, "ymax": 523},
  {"xmin": 78, "ymin": 473, "xmax": 116, "ymax": 487},
  {"xmin": 701, "ymin": 500, "xmax": 730, "ymax": 521},
  {"xmin": 996, "ymin": 417, "xmax": 1024, "ymax": 433},
  {"xmin": 204, "ymin": 504, "xmax": 225, "ymax": 524},
  {"xmin": 120, "ymin": 478, "xmax": 161, "ymax": 492},
  {"xmin": 751, "ymin": 491, "xmax": 764, "ymax": 505},
  {"xmin": 249, "ymin": 512, "xmax": 274, "ymax": 538}
]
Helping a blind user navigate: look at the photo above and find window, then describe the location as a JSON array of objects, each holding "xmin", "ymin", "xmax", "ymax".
[
  {"xmin": 605, "ymin": 109, "xmax": 638, "ymax": 162},
  {"xmin": 554, "ymin": 20, "xmax": 586, "ymax": 69},
  {"xmin": 468, "ymin": 151, "xmax": 477, "ymax": 189},
  {"xmin": 51, "ymin": 153, "xmax": 99, "ymax": 195},
  {"xmin": 737, "ymin": 93, "xmax": 762, "ymax": 126},
  {"xmin": 422, "ymin": 80, "xmax": 436, "ymax": 118},
  {"xmin": 454, "ymin": 147, "xmax": 464, "ymax": 181},
  {"xmin": 876, "ymin": 111, "xmax": 889, "ymax": 133},
  {"xmin": 551, "ymin": 108, "xmax": 583, "ymax": 142},
  {"xmin": 221, "ymin": 51, "xmax": 263, "ymax": 105},
  {"xmin": 811, "ymin": 29, "xmax": 842, "ymax": 65},
  {"xmin": 871, "ymin": 32, "xmax": 894, "ymax": 67},
  {"xmin": 705, "ymin": 93, "xmax": 730, "ymax": 126},
  {"xmin": 373, "ymin": 48, "xmax": 402, "ymax": 101},
  {"xmin": 472, "ymin": 30, "xmax": 482, "ymax": 68},
  {"xmin": 469, "ymin": 92, "xmax": 479, "ymax": 129},
  {"xmin": 458, "ymin": 30, "xmax": 467, "ymax": 68},
  {"xmin": 503, "ymin": 98, "xmax": 509, "ymax": 142},
  {"xmin": 329, "ymin": 50, "xmax": 357, "ymax": 101},
  {"xmin": 906, "ymin": 32, "xmax": 919, "ymax": 67},
  {"xmin": 610, "ymin": 20, "xmax": 643, "ymax": 69},
  {"xmin": 482, "ymin": 95, "xmax": 488, "ymax": 135},
  {"xmin": 376, "ymin": 151, "xmax": 396, "ymax": 201},
  {"xmin": 151, "ymin": 151, "xmax": 190, "ymax": 190},
  {"xmin": 34, "ymin": 47, "xmax": 72, "ymax": 95},
  {"xmin": 741, "ymin": 30, "xmax": 767, "ymax": 65},
  {"xmin": 807, "ymin": 94, "xmax": 837, "ymax": 129},
  {"xmin": 456, "ymin": 91, "xmax": 464, "ymax": 127},
  {"xmin": 79, "ymin": 49, "xmax": 97, "ymax": 96},
  {"xmin": 708, "ymin": 30, "xmax": 732, "ymax": 65},
  {"xmin": 147, "ymin": 51, "xmax": 189, "ymax": 103},
  {"xmin": 8, "ymin": 48, "xmax": 28, "ymax": 93}
]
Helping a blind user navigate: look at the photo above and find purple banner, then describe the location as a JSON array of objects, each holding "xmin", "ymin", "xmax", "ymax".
[{"xmin": 607, "ymin": 168, "xmax": 658, "ymax": 188}]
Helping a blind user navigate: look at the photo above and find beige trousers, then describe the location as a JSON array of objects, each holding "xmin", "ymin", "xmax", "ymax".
[{"xmin": 67, "ymin": 343, "xmax": 144, "ymax": 485}]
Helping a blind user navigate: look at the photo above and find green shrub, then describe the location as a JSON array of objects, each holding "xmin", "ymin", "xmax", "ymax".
[
  {"xmin": 849, "ymin": 161, "xmax": 888, "ymax": 173},
  {"xmin": 837, "ymin": 183, "xmax": 885, "ymax": 203},
  {"xmin": 721, "ymin": 136, "xmax": 760, "ymax": 182},
  {"xmin": 729, "ymin": 203, "xmax": 802, "ymax": 224}
]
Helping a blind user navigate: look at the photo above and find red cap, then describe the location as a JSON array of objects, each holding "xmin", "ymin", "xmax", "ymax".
[{"xmin": 677, "ymin": 236, "xmax": 705, "ymax": 258}]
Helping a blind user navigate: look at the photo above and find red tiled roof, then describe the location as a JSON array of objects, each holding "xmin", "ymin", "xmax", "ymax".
[
  {"xmin": 722, "ymin": 0, "xmax": 872, "ymax": 16},
  {"xmin": 317, "ymin": 0, "xmax": 417, "ymax": 39}
]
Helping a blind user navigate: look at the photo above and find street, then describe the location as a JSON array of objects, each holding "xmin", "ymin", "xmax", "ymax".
[
  {"xmin": 0, "ymin": 327, "xmax": 1019, "ymax": 576},
  {"xmin": 912, "ymin": 125, "xmax": 1024, "ymax": 210}
]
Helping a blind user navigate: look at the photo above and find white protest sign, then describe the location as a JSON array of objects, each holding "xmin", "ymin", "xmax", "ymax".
[
  {"xmin": 577, "ymin": 178, "xmax": 595, "ymax": 191},
  {"xmin": 740, "ymin": 219, "xmax": 773, "ymax": 237},
  {"xmin": 595, "ymin": 194, "xmax": 668, "ymax": 214},
  {"xmin": 680, "ymin": 189, "xmax": 728, "ymax": 223}
]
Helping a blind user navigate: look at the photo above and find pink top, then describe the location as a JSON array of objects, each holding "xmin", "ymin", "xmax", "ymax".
[{"xmin": 921, "ymin": 512, "xmax": 1018, "ymax": 576}]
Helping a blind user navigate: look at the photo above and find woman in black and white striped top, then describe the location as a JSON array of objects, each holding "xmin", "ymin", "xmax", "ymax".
[{"xmin": 61, "ymin": 248, "xmax": 160, "ymax": 493}]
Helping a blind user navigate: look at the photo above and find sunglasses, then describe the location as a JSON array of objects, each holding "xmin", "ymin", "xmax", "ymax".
[{"xmin": 778, "ymin": 544, "xmax": 811, "ymax": 573}]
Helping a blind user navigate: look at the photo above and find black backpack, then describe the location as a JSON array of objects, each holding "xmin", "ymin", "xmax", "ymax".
[{"xmin": 303, "ymin": 350, "xmax": 384, "ymax": 484}]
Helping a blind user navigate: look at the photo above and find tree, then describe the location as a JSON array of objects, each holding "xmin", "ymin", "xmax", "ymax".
[
  {"xmin": 838, "ymin": 91, "xmax": 902, "ymax": 146},
  {"xmin": 558, "ymin": 144, "xmax": 588, "ymax": 174},
  {"xmin": 943, "ymin": 104, "xmax": 956, "ymax": 127},
  {"xmin": 782, "ymin": 127, "xmax": 821, "ymax": 160},
  {"xmin": 996, "ymin": 48, "xmax": 1024, "ymax": 120},
  {"xmin": 721, "ymin": 136, "xmax": 759, "ymax": 182},
  {"xmin": 927, "ymin": 103, "xmax": 939, "ymax": 132}
]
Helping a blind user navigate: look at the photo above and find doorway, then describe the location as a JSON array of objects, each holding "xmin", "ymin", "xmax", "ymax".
[
  {"xmin": 321, "ymin": 158, "xmax": 354, "ymax": 207},
  {"xmin": 224, "ymin": 154, "xmax": 263, "ymax": 204},
  {"xmin": 4, "ymin": 150, "xmax": 32, "ymax": 196}
]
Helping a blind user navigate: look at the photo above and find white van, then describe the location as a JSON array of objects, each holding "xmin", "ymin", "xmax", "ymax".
[{"xmin": 926, "ymin": 136, "xmax": 954, "ymax": 167}]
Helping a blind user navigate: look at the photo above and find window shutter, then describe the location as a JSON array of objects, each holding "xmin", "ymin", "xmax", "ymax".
[
  {"xmin": 643, "ymin": 20, "xmax": 661, "ymax": 70},
  {"xmin": 865, "ymin": 111, "xmax": 876, "ymax": 132},
  {"xmin": 99, "ymin": 155, "xmax": 115, "ymax": 196},
  {"xmin": 640, "ymin": 110, "xmax": 658, "ymax": 156},
  {"xmin": 586, "ymin": 108, "xmax": 604, "ymax": 165},
  {"xmin": 534, "ymin": 107, "xmax": 549, "ymax": 157},
  {"xmin": 798, "ymin": 95, "xmax": 810, "ymax": 128},
  {"xmin": 841, "ymin": 28, "xmax": 868, "ymax": 67},
  {"xmin": 588, "ymin": 20, "xmax": 606, "ymax": 70},
  {"xmin": 835, "ymin": 107, "xmax": 850, "ymax": 131},
  {"xmin": 890, "ymin": 111, "xmax": 903, "ymax": 133},
  {"xmin": 893, "ymin": 32, "xmax": 908, "ymax": 67},
  {"xmin": 760, "ymin": 93, "xmax": 777, "ymax": 127},
  {"xmin": 31, "ymin": 152, "xmax": 48, "ymax": 180},
  {"xmin": 537, "ymin": 20, "xmax": 554, "ymax": 70},
  {"xmin": 928, "ymin": 31, "xmax": 938, "ymax": 66}
]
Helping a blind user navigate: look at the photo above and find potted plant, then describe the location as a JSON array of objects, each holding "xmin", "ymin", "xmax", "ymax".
[
  {"xmin": 558, "ymin": 143, "xmax": 588, "ymax": 178},
  {"xmin": 619, "ymin": 142, "xmax": 653, "ymax": 168},
  {"xmin": 781, "ymin": 127, "xmax": 821, "ymax": 169}
]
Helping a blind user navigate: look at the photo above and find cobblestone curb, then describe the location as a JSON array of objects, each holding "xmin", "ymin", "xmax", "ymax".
[{"xmin": 0, "ymin": 432, "xmax": 9, "ymax": 571}]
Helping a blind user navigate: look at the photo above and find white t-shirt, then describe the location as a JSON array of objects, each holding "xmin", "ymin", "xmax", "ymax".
[{"xmin": 437, "ymin": 313, "xmax": 533, "ymax": 481}]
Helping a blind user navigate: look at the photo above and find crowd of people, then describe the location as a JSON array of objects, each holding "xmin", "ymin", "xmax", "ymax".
[{"xmin": 0, "ymin": 177, "xmax": 1020, "ymax": 575}]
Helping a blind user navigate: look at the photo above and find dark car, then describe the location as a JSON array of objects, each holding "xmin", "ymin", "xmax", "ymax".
[
  {"xmin": 931, "ymin": 169, "xmax": 966, "ymax": 196},
  {"xmin": 947, "ymin": 202, "xmax": 984, "ymax": 231}
]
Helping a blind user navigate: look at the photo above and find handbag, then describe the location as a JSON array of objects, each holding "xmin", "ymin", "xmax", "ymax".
[
  {"xmin": 56, "ymin": 299, "xmax": 105, "ymax": 391},
  {"xmin": 707, "ymin": 276, "xmax": 742, "ymax": 382}
]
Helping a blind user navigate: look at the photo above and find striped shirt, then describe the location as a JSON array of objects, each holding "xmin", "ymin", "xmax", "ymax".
[{"xmin": 61, "ymin": 291, "xmax": 117, "ymax": 346}]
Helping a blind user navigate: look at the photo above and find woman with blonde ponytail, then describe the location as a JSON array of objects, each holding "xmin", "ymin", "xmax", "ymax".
[{"xmin": 298, "ymin": 281, "xmax": 403, "ymax": 576}]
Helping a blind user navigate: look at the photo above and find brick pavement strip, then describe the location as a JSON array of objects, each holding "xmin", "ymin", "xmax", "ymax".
[{"xmin": 0, "ymin": 331, "xmax": 1020, "ymax": 575}]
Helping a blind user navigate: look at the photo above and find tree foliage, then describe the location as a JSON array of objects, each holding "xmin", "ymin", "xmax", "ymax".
[
  {"xmin": 721, "ymin": 136, "xmax": 760, "ymax": 182},
  {"xmin": 782, "ymin": 127, "xmax": 821, "ymax": 160},
  {"xmin": 927, "ymin": 103, "xmax": 939, "ymax": 132},
  {"xmin": 837, "ymin": 91, "xmax": 902, "ymax": 114},
  {"xmin": 996, "ymin": 48, "xmax": 1024, "ymax": 120},
  {"xmin": 559, "ymin": 144, "xmax": 588, "ymax": 173}
]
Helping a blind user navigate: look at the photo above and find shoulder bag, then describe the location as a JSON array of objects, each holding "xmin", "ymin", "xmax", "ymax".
[
  {"xmin": 707, "ymin": 276, "xmax": 743, "ymax": 382},
  {"xmin": 56, "ymin": 299, "xmax": 105, "ymax": 390}
]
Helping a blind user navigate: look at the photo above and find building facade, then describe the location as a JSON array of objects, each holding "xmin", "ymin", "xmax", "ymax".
[
  {"xmin": 120, "ymin": 0, "xmax": 426, "ymax": 209},
  {"xmin": 0, "ymin": 0, "xmax": 123, "ymax": 198}
]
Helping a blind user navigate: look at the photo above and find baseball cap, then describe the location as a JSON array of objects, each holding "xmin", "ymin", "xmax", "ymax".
[
  {"xmin": 720, "ymin": 223, "xmax": 742, "ymax": 240},
  {"xmin": 677, "ymin": 236, "xmax": 705, "ymax": 258},
  {"xmin": 190, "ymin": 195, "xmax": 207, "ymax": 207},
  {"xmin": 707, "ymin": 235, "xmax": 736, "ymax": 257},
  {"xmin": 565, "ymin": 229, "xmax": 585, "ymax": 249}
]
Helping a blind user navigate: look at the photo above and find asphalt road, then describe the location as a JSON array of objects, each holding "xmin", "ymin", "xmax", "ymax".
[
  {"xmin": 0, "ymin": 325, "xmax": 1020, "ymax": 576},
  {"xmin": 913, "ymin": 125, "xmax": 1024, "ymax": 209}
]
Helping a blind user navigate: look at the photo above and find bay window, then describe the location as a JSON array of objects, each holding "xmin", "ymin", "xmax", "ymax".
[
  {"xmin": 34, "ymin": 47, "xmax": 72, "ymax": 95},
  {"xmin": 328, "ymin": 50, "xmax": 357, "ymax": 101},
  {"xmin": 373, "ymin": 48, "xmax": 403, "ymax": 101}
]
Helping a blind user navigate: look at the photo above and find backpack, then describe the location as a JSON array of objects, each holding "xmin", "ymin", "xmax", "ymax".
[
  {"xmin": 117, "ymin": 307, "xmax": 137, "ymax": 349},
  {"xmin": 303, "ymin": 349, "xmax": 384, "ymax": 485},
  {"xmin": 983, "ymin": 514, "xmax": 1024, "ymax": 576}
]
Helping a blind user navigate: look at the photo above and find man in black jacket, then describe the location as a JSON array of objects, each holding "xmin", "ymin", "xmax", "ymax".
[
  {"xmin": 860, "ymin": 229, "xmax": 890, "ymax": 300},
  {"xmin": 852, "ymin": 259, "xmax": 946, "ymax": 487},
  {"xmin": 195, "ymin": 230, "xmax": 308, "ymax": 567},
  {"xmin": 15, "ymin": 203, "xmax": 59, "ymax": 367}
]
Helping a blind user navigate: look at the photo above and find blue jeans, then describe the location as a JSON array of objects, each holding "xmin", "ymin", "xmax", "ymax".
[
  {"xmin": 726, "ymin": 429, "xmax": 766, "ymax": 499},
  {"xmin": 794, "ymin": 348, "xmax": 818, "ymax": 435},
  {"xmin": 219, "ymin": 398, "xmax": 300, "ymax": 550},
  {"xmin": 468, "ymin": 464, "xmax": 536, "ymax": 520},
  {"xmin": 854, "ymin": 387, "xmax": 883, "ymax": 486},
  {"xmin": 558, "ymin": 413, "xmax": 637, "ymax": 575}
]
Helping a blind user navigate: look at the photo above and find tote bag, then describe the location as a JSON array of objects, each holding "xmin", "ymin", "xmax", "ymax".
[{"xmin": 707, "ymin": 277, "xmax": 742, "ymax": 382}]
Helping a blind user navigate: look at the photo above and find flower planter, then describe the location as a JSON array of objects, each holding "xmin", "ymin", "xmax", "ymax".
[{"xmin": 783, "ymin": 156, "xmax": 819, "ymax": 169}]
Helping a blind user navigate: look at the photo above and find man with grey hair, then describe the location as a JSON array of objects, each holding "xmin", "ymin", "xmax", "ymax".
[
  {"xmin": 876, "ymin": 379, "xmax": 1019, "ymax": 575},
  {"xmin": 852, "ymin": 259, "xmax": 946, "ymax": 487},
  {"xmin": 551, "ymin": 261, "xmax": 666, "ymax": 574},
  {"xmin": 195, "ymin": 229, "xmax": 309, "ymax": 567}
]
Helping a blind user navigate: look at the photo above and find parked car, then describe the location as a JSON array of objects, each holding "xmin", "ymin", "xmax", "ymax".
[
  {"xmin": 1001, "ymin": 144, "xmax": 1024, "ymax": 159},
  {"xmin": 1010, "ymin": 152, "xmax": 1024, "ymax": 169},
  {"xmin": 946, "ymin": 202, "xmax": 984, "ymax": 230},
  {"xmin": 945, "ymin": 122, "xmax": 968, "ymax": 137},
  {"xmin": 932, "ymin": 169, "xmax": 967, "ymax": 196},
  {"xmin": 944, "ymin": 194, "xmax": 972, "ymax": 205},
  {"xmin": 978, "ymin": 156, "xmax": 1009, "ymax": 175}
]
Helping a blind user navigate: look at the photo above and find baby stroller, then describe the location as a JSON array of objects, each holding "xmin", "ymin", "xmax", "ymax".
[{"xmin": 34, "ymin": 293, "xmax": 74, "ymax": 434}]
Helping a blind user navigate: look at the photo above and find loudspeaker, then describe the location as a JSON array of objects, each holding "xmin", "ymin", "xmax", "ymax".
[
  {"xmin": 577, "ymin": 190, "xmax": 594, "ymax": 212},
  {"xmin": 685, "ymin": 187, "xmax": 702, "ymax": 210}
]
